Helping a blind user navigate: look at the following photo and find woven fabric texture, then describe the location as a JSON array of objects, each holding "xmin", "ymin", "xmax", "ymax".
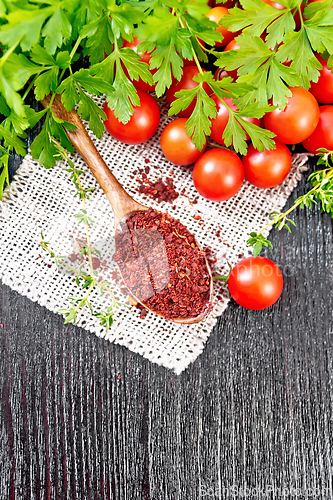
[{"xmin": 0, "ymin": 96, "xmax": 310, "ymax": 373}]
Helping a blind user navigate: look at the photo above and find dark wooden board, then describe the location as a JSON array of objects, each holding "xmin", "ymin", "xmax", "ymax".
[{"xmin": 1, "ymin": 153, "xmax": 333, "ymax": 499}]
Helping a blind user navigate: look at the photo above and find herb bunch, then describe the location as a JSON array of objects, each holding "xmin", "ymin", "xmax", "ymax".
[
  {"xmin": 1, "ymin": 0, "xmax": 333, "ymax": 199},
  {"xmin": 40, "ymin": 139, "xmax": 126, "ymax": 329},
  {"xmin": 247, "ymin": 149, "xmax": 333, "ymax": 256}
]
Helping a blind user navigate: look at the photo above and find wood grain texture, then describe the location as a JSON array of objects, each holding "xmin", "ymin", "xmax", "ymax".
[{"xmin": 1, "ymin": 157, "xmax": 333, "ymax": 499}]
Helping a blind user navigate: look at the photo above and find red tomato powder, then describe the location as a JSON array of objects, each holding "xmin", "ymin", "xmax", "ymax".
[{"xmin": 113, "ymin": 209, "xmax": 211, "ymax": 320}]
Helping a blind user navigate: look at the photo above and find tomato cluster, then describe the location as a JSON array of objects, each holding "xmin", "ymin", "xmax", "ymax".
[{"xmin": 102, "ymin": 6, "xmax": 333, "ymax": 310}]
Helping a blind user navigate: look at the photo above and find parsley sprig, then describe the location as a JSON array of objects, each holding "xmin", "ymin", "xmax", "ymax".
[{"xmin": 0, "ymin": 0, "xmax": 333, "ymax": 222}]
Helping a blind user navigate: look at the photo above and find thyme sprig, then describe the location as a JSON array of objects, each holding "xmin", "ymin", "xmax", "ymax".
[
  {"xmin": 40, "ymin": 139, "xmax": 127, "ymax": 329},
  {"xmin": 247, "ymin": 149, "xmax": 333, "ymax": 256}
]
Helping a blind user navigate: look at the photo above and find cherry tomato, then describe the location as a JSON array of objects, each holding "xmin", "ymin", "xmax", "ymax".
[
  {"xmin": 309, "ymin": 54, "xmax": 333, "ymax": 104},
  {"xmin": 302, "ymin": 105, "xmax": 333, "ymax": 154},
  {"xmin": 206, "ymin": 7, "xmax": 235, "ymax": 47},
  {"xmin": 122, "ymin": 37, "xmax": 156, "ymax": 92},
  {"xmin": 210, "ymin": 95, "xmax": 261, "ymax": 145},
  {"xmin": 263, "ymin": 87, "xmax": 320, "ymax": 144},
  {"xmin": 103, "ymin": 90, "xmax": 160, "ymax": 145},
  {"xmin": 242, "ymin": 140, "xmax": 292, "ymax": 188},
  {"xmin": 160, "ymin": 118, "xmax": 206, "ymax": 166},
  {"xmin": 192, "ymin": 148, "xmax": 244, "ymax": 201},
  {"xmin": 166, "ymin": 66, "xmax": 211, "ymax": 118},
  {"xmin": 228, "ymin": 256, "xmax": 283, "ymax": 310},
  {"xmin": 224, "ymin": 39, "xmax": 241, "ymax": 79}
]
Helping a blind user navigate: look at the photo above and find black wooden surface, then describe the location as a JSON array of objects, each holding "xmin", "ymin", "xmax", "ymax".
[{"xmin": 1, "ymin": 154, "xmax": 333, "ymax": 500}]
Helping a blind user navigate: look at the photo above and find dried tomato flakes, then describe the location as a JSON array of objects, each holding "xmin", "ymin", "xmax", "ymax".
[
  {"xmin": 113, "ymin": 209, "xmax": 211, "ymax": 320},
  {"xmin": 136, "ymin": 172, "xmax": 179, "ymax": 204}
]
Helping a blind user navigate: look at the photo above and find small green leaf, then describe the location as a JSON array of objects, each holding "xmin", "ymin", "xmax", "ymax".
[
  {"xmin": 30, "ymin": 121, "xmax": 58, "ymax": 169},
  {"xmin": 77, "ymin": 87, "xmax": 106, "ymax": 138},
  {"xmin": 42, "ymin": 6, "xmax": 72, "ymax": 55},
  {"xmin": 30, "ymin": 44, "xmax": 55, "ymax": 66},
  {"xmin": 57, "ymin": 75, "xmax": 80, "ymax": 111},
  {"xmin": 34, "ymin": 67, "xmax": 59, "ymax": 101},
  {"xmin": 106, "ymin": 61, "xmax": 140, "ymax": 124},
  {"xmin": 253, "ymin": 241, "xmax": 263, "ymax": 257},
  {"xmin": 0, "ymin": 153, "xmax": 9, "ymax": 200},
  {"xmin": 74, "ymin": 68, "xmax": 113, "ymax": 95},
  {"xmin": 185, "ymin": 89, "xmax": 217, "ymax": 151},
  {"xmin": 0, "ymin": 125, "xmax": 26, "ymax": 156},
  {"xmin": 0, "ymin": 8, "xmax": 53, "ymax": 52},
  {"xmin": 56, "ymin": 51, "xmax": 71, "ymax": 69}
]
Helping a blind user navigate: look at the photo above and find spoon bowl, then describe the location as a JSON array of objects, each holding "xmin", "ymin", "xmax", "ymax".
[{"xmin": 41, "ymin": 94, "xmax": 213, "ymax": 323}]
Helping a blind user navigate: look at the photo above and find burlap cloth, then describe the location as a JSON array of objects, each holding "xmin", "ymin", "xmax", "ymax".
[{"xmin": 0, "ymin": 96, "xmax": 310, "ymax": 373}]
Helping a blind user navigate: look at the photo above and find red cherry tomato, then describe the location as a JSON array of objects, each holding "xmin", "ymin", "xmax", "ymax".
[
  {"xmin": 224, "ymin": 39, "xmax": 241, "ymax": 79},
  {"xmin": 263, "ymin": 87, "xmax": 320, "ymax": 144},
  {"xmin": 242, "ymin": 140, "xmax": 292, "ymax": 188},
  {"xmin": 228, "ymin": 256, "xmax": 283, "ymax": 310},
  {"xmin": 309, "ymin": 54, "xmax": 333, "ymax": 104},
  {"xmin": 192, "ymin": 148, "xmax": 244, "ymax": 201},
  {"xmin": 103, "ymin": 90, "xmax": 160, "ymax": 145},
  {"xmin": 160, "ymin": 118, "xmax": 206, "ymax": 166},
  {"xmin": 122, "ymin": 37, "xmax": 156, "ymax": 92},
  {"xmin": 166, "ymin": 66, "xmax": 211, "ymax": 118},
  {"xmin": 206, "ymin": 7, "xmax": 235, "ymax": 47},
  {"xmin": 302, "ymin": 105, "xmax": 333, "ymax": 154},
  {"xmin": 210, "ymin": 95, "xmax": 261, "ymax": 145}
]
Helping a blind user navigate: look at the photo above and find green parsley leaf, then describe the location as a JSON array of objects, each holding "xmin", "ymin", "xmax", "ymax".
[
  {"xmin": 30, "ymin": 119, "xmax": 58, "ymax": 169},
  {"xmin": 0, "ymin": 153, "xmax": 9, "ymax": 201},
  {"xmin": 237, "ymin": 117, "xmax": 276, "ymax": 151},
  {"xmin": 277, "ymin": 28, "xmax": 321, "ymax": 88},
  {"xmin": 220, "ymin": 0, "xmax": 281, "ymax": 37},
  {"xmin": 222, "ymin": 112, "xmax": 248, "ymax": 154},
  {"xmin": 77, "ymin": 87, "xmax": 106, "ymax": 138},
  {"xmin": 74, "ymin": 68, "xmax": 114, "ymax": 95},
  {"xmin": 57, "ymin": 76, "xmax": 80, "ymax": 111},
  {"xmin": 0, "ymin": 7, "xmax": 53, "ymax": 52},
  {"xmin": 106, "ymin": 59, "xmax": 139, "ymax": 124},
  {"xmin": 151, "ymin": 42, "xmax": 183, "ymax": 96},
  {"xmin": 81, "ymin": 13, "xmax": 114, "ymax": 64},
  {"xmin": 217, "ymin": 34, "xmax": 302, "ymax": 108},
  {"xmin": 30, "ymin": 44, "xmax": 55, "ymax": 66},
  {"xmin": 0, "ymin": 95, "xmax": 10, "ymax": 117},
  {"xmin": 42, "ymin": 6, "xmax": 72, "ymax": 55},
  {"xmin": 119, "ymin": 47, "xmax": 154, "ymax": 86},
  {"xmin": 0, "ymin": 124, "xmax": 26, "ymax": 156},
  {"xmin": 56, "ymin": 51, "xmax": 71, "ymax": 69},
  {"xmin": 185, "ymin": 88, "xmax": 217, "ymax": 151},
  {"xmin": 50, "ymin": 114, "xmax": 75, "ymax": 153},
  {"xmin": 184, "ymin": 14, "xmax": 222, "ymax": 47},
  {"xmin": 34, "ymin": 66, "xmax": 60, "ymax": 101}
]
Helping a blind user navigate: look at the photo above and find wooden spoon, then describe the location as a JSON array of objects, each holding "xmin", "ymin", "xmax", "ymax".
[{"xmin": 41, "ymin": 94, "xmax": 213, "ymax": 324}]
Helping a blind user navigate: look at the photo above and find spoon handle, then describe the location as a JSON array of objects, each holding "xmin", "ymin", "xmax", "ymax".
[{"xmin": 40, "ymin": 94, "xmax": 145, "ymax": 226}]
